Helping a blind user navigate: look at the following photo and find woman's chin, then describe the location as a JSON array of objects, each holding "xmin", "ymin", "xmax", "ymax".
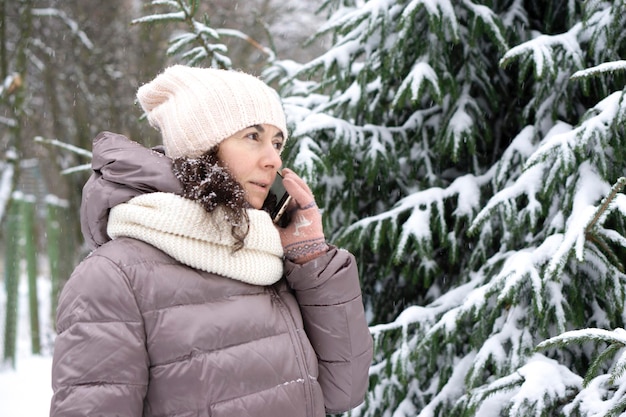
[{"xmin": 246, "ymin": 197, "xmax": 265, "ymax": 210}]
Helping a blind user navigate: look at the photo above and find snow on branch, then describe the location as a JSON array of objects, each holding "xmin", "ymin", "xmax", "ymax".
[
  {"xmin": 301, "ymin": 1, "xmax": 397, "ymax": 75},
  {"xmin": 343, "ymin": 172, "xmax": 486, "ymax": 260},
  {"xmin": 132, "ymin": 0, "xmax": 273, "ymax": 69},
  {"xmin": 178, "ymin": 46, "xmax": 207, "ymax": 66},
  {"xmin": 582, "ymin": 177, "xmax": 626, "ymax": 273},
  {"xmin": 476, "ymin": 161, "xmax": 612, "ymax": 284},
  {"xmin": 542, "ymin": 164, "xmax": 610, "ymax": 277},
  {"xmin": 319, "ymin": 0, "xmax": 395, "ymax": 35},
  {"xmin": 369, "ymin": 305, "xmax": 435, "ymax": 336},
  {"xmin": 33, "ymin": 136, "xmax": 92, "ymax": 175},
  {"xmin": 469, "ymin": 158, "xmax": 544, "ymax": 236},
  {"xmin": 416, "ymin": 355, "xmax": 475, "ymax": 417},
  {"xmin": 194, "ymin": 21, "xmax": 220, "ymax": 39},
  {"xmin": 469, "ymin": 354, "xmax": 583, "ymax": 415},
  {"xmin": 32, "ymin": 8, "xmax": 93, "ymax": 50},
  {"xmin": 403, "ymin": 0, "xmax": 459, "ymax": 41},
  {"xmin": 428, "ymin": 239, "xmax": 556, "ymax": 339},
  {"xmin": 60, "ymin": 164, "xmax": 92, "ymax": 176},
  {"xmin": 499, "ymin": 22, "xmax": 584, "ymax": 78},
  {"xmin": 34, "ymin": 136, "xmax": 92, "ymax": 159},
  {"xmin": 494, "ymin": 125, "xmax": 536, "ymax": 186},
  {"xmin": 538, "ymin": 328, "xmax": 626, "ymax": 351},
  {"xmin": 473, "ymin": 90, "xmax": 624, "ymax": 243},
  {"xmin": 468, "ymin": 169, "xmax": 625, "ymax": 333},
  {"xmin": 571, "ymin": 60, "xmax": 626, "ymax": 80},
  {"xmin": 462, "ymin": 0, "xmax": 508, "ymax": 50},
  {"xmin": 392, "ymin": 59, "xmax": 441, "ymax": 106},
  {"xmin": 302, "ymin": 37, "xmax": 365, "ymax": 74},
  {"xmin": 608, "ymin": 191, "xmax": 626, "ymax": 221},
  {"xmin": 370, "ymin": 271, "xmax": 488, "ymax": 345},
  {"xmin": 0, "ymin": 159, "xmax": 15, "ymax": 224},
  {"xmin": 290, "ymin": 136, "xmax": 323, "ymax": 183},
  {"xmin": 131, "ymin": 11, "xmax": 186, "ymax": 24},
  {"xmin": 148, "ymin": 0, "xmax": 183, "ymax": 8},
  {"xmin": 537, "ymin": 327, "xmax": 626, "ymax": 391},
  {"xmin": 442, "ymin": 86, "xmax": 479, "ymax": 162},
  {"xmin": 524, "ymin": 91, "xmax": 624, "ymax": 171},
  {"xmin": 292, "ymin": 112, "xmax": 361, "ymax": 144},
  {"xmin": 168, "ymin": 32, "xmax": 210, "ymax": 54},
  {"xmin": 467, "ymin": 316, "xmax": 524, "ymax": 387},
  {"xmin": 289, "ymin": 104, "xmax": 401, "ymax": 152}
]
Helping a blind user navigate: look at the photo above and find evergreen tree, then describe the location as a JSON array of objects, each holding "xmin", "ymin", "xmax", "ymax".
[{"xmin": 264, "ymin": 0, "xmax": 626, "ymax": 416}]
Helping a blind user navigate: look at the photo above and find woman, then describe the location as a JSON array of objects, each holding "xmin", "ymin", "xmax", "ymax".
[{"xmin": 50, "ymin": 65, "xmax": 373, "ymax": 417}]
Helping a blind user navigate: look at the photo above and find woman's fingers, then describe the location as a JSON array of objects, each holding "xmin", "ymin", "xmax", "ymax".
[{"xmin": 281, "ymin": 168, "xmax": 314, "ymax": 208}]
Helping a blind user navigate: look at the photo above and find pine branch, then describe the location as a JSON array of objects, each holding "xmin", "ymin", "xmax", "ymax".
[
  {"xmin": 585, "ymin": 177, "xmax": 626, "ymax": 233},
  {"xmin": 499, "ymin": 23, "xmax": 584, "ymax": 79},
  {"xmin": 132, "ymin": 0, "xmax": 273, "ymax": 69},
  {"xmin": 32, "ymin": 8, "xmax": 94, "ymax": 49},
  {"xmin": 585, "ymin": 177, "xmax": 626, "ymax": 272},
  {"xmin": 537, "ymin": 328, "xmax": 626, "ymax": 387},
  {"xmin": 571, "ymin": 60, "xmax": 626, "ymax": 80},
  {"xmin": 33, "ymin": 136, "xmax": 92, "ymax": 158}
]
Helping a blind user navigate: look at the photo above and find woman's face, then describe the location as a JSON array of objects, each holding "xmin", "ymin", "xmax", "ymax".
[{"xmin": 218, "ymin": 124, "xmax": 284, "ymax": 209}]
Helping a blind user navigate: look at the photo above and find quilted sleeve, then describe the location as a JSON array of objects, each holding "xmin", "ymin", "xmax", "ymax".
[
  {"xmin": 50, "ymin": 253, "xmax": 149, "ymax": 417},
  {"xmin": 284, "ymin": 246, "xmax": 373, "ymax": 414}
]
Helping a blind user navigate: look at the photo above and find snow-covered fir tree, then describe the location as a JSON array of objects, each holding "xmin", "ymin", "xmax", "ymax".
[{"xmin": 138, "ymin": 0, "xmax": 626, "ymax": 415}]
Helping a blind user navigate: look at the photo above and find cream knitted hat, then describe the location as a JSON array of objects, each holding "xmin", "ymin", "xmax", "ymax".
[{"xmin": 137, "ymin": 65, "xmax": 288, "ymax": 159}]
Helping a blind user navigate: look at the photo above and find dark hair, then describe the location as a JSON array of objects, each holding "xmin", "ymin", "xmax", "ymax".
[{"xmin": 172, "ymin": 147, "xmax": 249, "ymax": 251}]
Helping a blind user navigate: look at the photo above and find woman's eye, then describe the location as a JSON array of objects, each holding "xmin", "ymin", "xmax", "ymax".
[
  {"xmin": 245, "ymin": 132, "xmax": 259, "ymax": 141},
  {"xmin": 273, "ymin": 142, "xmax": 283, "ymax": 151}
]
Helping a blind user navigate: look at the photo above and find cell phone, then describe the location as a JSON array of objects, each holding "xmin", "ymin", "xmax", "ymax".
[{"xmin": 262, "ymin": 172, "xmax": 292, "ymax": 227}]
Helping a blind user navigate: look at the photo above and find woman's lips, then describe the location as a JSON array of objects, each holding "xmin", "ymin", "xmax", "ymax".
[{"xmin": 250, "ymin": 181, "xmax": 268, "ymax": 190}]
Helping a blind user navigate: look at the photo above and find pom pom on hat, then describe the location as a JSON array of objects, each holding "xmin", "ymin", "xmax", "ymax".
[{"xmin": 137, "ymin": 65, "xmax": 288, "ymax": 159}]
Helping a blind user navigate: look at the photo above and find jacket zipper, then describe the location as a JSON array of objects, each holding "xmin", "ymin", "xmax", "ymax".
[{"xmin": 269, "ymin": 285, "xmax": 316, "ymax": 417}]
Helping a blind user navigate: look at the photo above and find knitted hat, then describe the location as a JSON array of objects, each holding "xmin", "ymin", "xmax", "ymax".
[{"xmin": 137, "ymin": 65, "xmax": 288, "ymax": 159}]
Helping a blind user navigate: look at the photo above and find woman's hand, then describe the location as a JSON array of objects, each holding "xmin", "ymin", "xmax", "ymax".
[{"xmin": 277, "ymin": 168, "xmax": 329, "ymax": 263}]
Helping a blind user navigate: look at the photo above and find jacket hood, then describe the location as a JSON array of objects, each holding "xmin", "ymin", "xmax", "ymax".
[{"xmin": 81, "ymin": 131, "xmax": 183, "ymax": 249}]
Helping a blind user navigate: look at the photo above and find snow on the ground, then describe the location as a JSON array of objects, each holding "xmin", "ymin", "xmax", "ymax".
[
  {"xmin": 0, "ymin": 354, "xmax": 53, "ymax": 416},
  {"xmin": 0, "ymin": 276, "xmax": 54, "ymax": 417}
]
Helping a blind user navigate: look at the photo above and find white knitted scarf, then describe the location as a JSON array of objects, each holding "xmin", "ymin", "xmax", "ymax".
[{"xmin": 107, "ymin": 192, "xmax": 284, "ymax": 286}]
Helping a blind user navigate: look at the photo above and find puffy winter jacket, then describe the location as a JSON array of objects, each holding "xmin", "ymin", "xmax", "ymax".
[{"xmin": 50, "ymin": 131, "xmax": 373, "ymax": 417}]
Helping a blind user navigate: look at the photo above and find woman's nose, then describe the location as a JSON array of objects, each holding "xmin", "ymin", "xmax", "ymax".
[{"xmin": 262, "ymin": 142, "xmax": 282, "ymax": 169}]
